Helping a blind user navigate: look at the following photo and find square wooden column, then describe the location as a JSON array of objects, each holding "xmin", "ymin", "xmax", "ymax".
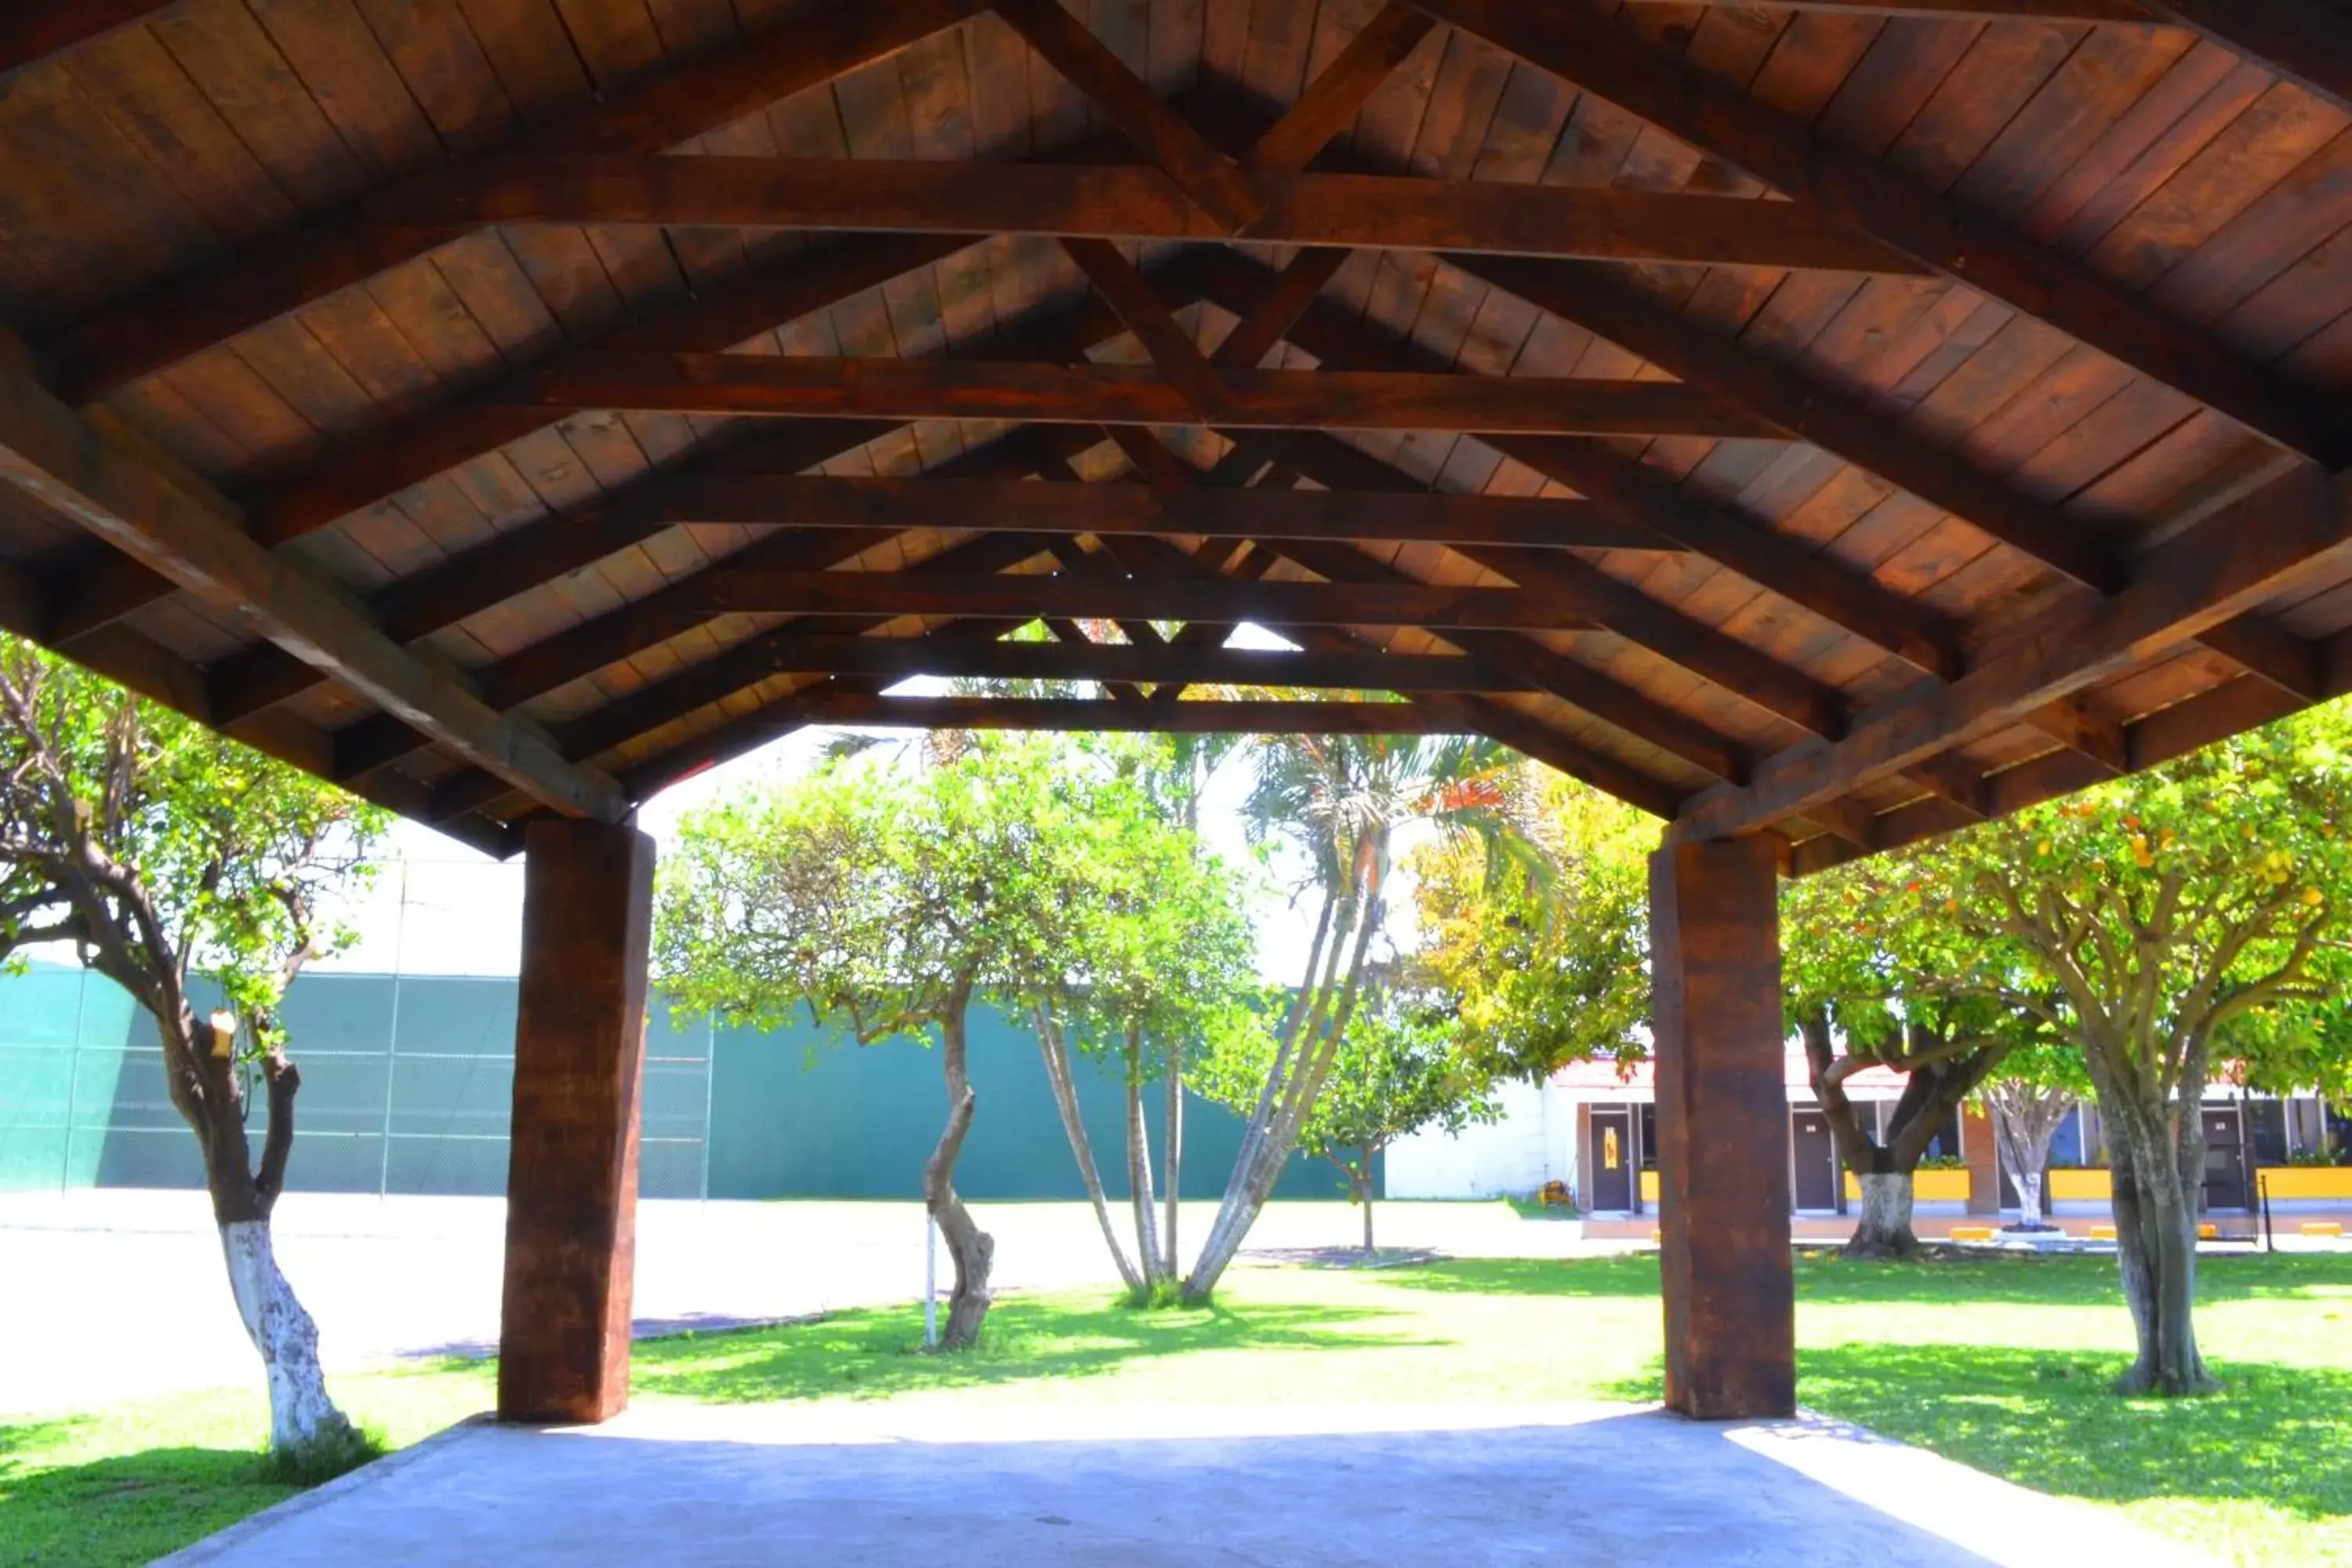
[
  {"xmin": 498, "ymin": 818, "xmax": 655, "ymax": 1424},
  {"xmin": 1650, "ymin": 836, "xmax": 1795, "ymax": 1420},
  {"xmin": 1962, "ymin": 1105, "xmax": 2000, "ymax": 1215}
]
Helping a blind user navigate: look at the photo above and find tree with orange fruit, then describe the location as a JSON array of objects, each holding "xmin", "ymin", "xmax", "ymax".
[{"xmin": 1872, "ymin": 705, "xmax": 2352, "ymax": 1395}]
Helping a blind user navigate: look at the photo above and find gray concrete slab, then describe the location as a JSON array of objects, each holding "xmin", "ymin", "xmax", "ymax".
[{"xmin": 159, "ymin": 1402, "xmax": 2207, "ymax": 1567}]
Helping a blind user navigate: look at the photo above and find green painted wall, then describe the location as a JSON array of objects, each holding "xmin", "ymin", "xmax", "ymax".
[{"xmin": 0, "ymin": 964, "xmax": 1364, "ymax": 1202}]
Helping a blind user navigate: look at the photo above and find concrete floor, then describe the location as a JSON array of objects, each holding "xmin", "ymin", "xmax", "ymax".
[
  {"xmin": 0, "ymin": 1190, "xmax": 1611, "ymax": 1414},
  {"xmin": 159, "ymin": 1401, "xmax": 2208, "ymax": 1567}
]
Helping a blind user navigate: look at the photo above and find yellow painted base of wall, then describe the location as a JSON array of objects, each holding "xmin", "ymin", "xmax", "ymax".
[
  {"xmin": 1841, "ymin": 1170, "xmax": 1972, "ymax": 1203},
  {"xmin": 2050, "ymin": 1169, "xmax": 2111, "ymax": 1200},
  {"xmin": 2259, "ymin": 1168, "xmax": 2352, "ymax": 1200},
  {"xmin": 1639, "ymin": 1170, "xmax": 1659, "ymax": 1204}
]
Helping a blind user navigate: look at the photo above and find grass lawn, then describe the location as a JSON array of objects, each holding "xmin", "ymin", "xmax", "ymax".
[{"xmin": 4, "ymin": 1248, "xmax": 2346, "ymax": 1566}]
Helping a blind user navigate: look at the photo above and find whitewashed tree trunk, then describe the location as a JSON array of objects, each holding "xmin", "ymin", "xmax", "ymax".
[
  {"xmin": 1847, "ymin": 1172, "xmax": 1920, "ymax": 1258},
  {"xmin": 220, "ymin": 1220, "xmax": 353, "ymax": 1455},
  {"xmin": 2018, "ymin": 1170, "xmax": 2046, "ymax": 1229}
]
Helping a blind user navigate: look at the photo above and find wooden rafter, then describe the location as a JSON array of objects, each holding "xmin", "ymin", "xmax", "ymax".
[
  {"xmin": 495, "ymin": 354, "xmax": 1773, "ymax": 434},
  {"xmin": 1413, "ymin": 0, "xmax": 2352, "ymax": 468},
  {"xmin": 44, "ymin": 0, "xmax": 987, "ymax": 400},
  {"xmin": 1677, "ymin": 463, "xmax": 2352, "ymax": 843},
  {"xmin": 745, "ymin": 695, "xmax": 1443, "ymax": 733},
  {"xmin": 0, "ymin": 361, "xmax": 626, "ymax": 825},
  {"xmin": 368, "ymin": 158, "xmax": 1924, "ymax": 273}
]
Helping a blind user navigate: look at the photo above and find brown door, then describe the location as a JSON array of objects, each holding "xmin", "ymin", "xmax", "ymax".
[
  {"xmin": 1791, "ymin": 1109, "xmax": 1838, "ymax": 1210},
  {"xmin": 1588, "ymin": 1109, "xmax": 1632, "ymax": 1211},
  {"xmin": 2201, "ymin": 1106, "xmax": 2249, "ymax": 1212}
]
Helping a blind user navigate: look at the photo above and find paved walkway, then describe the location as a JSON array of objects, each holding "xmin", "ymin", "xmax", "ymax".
[
  {"xmin": 0, "ymin": 1190, "xmax": 1606, "ymax": 1415},
  {"xmin": 162, "ymin": 1402, "xmax": 2207, "ymax": 1566}
]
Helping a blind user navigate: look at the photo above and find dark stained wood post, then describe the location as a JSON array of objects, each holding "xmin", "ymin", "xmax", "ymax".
[
  {"xmin": 1650, "ymin": 836, "xmax": 1795, "ymax": 1420},
  {"xmin": 498, "ymin": 818, "xmax": 655, "ymax": 1424}
]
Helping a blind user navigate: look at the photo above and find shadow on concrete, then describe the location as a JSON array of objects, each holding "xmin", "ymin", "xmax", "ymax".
[{"xmin": 160, "ymin": 1405, "xmax": 2151, "ymax": 1566}]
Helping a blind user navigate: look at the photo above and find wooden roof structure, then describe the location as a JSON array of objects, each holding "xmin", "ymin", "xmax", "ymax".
[{"xmin": 1, "ymin": 0, "xmax": 2348, "ymax": 869}]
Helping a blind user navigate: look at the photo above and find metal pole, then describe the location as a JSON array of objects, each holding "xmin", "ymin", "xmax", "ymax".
[
  {"xmin": 924, "ymin": 1214, "xmax": 940, "ymax": 1348},
  {"xmin": 2260, "ymin": 1170, "xmax": 2274, "ymax": 1255}
]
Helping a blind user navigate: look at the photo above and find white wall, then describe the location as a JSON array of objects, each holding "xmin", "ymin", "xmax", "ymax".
[{"xmin": 1385, "ymin": 1078, "xmax": 1565, "ymax": 1199}]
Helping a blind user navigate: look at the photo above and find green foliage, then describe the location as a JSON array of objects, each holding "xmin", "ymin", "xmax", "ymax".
[
  {"xmin": 0, "ymin": 636, "xmax": 386, "ymax": 1047},
  {"xmin": 1195, "ymin": 986, "xmax": 1498, "ymax": 1171},
  {"xmin": 656, "ymin": 738, "xmax": 1131, "ymax": 1040},
  {"xmin": 1859, "ymin": 705, "xmax": 2352, "ymax": 1098},
  {"xmin": 1413, "ymin": 768, "xmax": 1655, "ymax": 1083}
]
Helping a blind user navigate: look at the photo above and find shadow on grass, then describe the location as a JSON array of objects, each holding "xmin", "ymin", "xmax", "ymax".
[
  {"xmin": 1799, "ymin": 1343, "xmax": 2352, "ymax": 1527},
  {"xmin": 628, "ymin": 1291, "xmax": 1436, "ymax": 1405},
  {"xmin": 1378, "ymin": 1250, "xmax": 2352, "ymax": 1309},
  {"xmin": 0, "ymin": 1416, "xmax": 300, "ymax": 1566}
]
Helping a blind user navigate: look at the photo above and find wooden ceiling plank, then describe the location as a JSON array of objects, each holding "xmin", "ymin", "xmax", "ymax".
[
  {"xmin": 1447, "ymin": 253, "xmax": 2125, "ymax": 594},
  {"xmin": 370, "ymin": 157, "xmax": 1926, "ymax": 272},
  {"xmin": 1062, "ymin": 238, "xmax": 1232, "ymax": 419},
  {"xmin": 1241, "ymin": 3, "xmax": 1437, "ymax": 174},
  {"xmin": 1675, "ymin": 462, "xmax": 2352, "ymax": 842},
  {"xmin": 1412, "ymin": 0, "xmax": 2352, "ymax": 468},
  {"xmin": 0, "ymin": 360, "xmax": 625, "ymax": 822},
  {"xmin": 990, "ymin": 0, "xmax": 1260, "ymax": 230},
  {"xmin": 2138, "ymin": 2, "xmax": 2352, "ymax": 120},
  {"xmin": 0, "ymin": 559, "xmax": 513, "ymax": 855},
  {"xmin": 0, "ymin": 2, "xmax": 180, "ymax": 77},
  {"xmin": 47, "ymin": 0, "xmax": 987, "ymax": 399},
  {"xmin": 496, "ymin": 354, "xmax": 1775, "ymax": 434}
]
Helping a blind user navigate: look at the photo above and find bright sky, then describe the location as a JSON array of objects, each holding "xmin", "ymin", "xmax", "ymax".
[{"xmin": 314, "ymin": 641, "xmax": 1438, "ymax": 985}]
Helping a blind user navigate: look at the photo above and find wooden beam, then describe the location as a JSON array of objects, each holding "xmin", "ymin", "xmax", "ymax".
[
  {"xmin": 0, "ymin": 363, "xmax": 626, "ymax": 824},
  {"xmin": 498, "ymin": 354, "xmax": 1774, "ymax": 435},
  {"xmin": 45, "ymin": 0, "xmax": 987, "ymax": 399},
  {"xmin": 1243, "ymin": 4, "xmax": 1436, "ymax": 173},
  {"xmin": 989, "ymin": 0, "xmax": 1260, "ymax": 230},
  {"xmin": 689, "ymin": 569, "xmax": 1598, "ymax": 630},
  {"xmin": 1447, "ymin": 254, "xmax": 2125, "ymax": 595},
  {"xmin": 624, "ymin": 471, "xmax": 1664, "ymax": 549},
  {"xmin": 1648, "ymin": 1, "xmax": 2149, "ymax": 13},
  {"xmin": 2140, "ymin": 3, "xmax": 2352, "ymax": 119},
  {"xmin": 739, "ymin": 631, "xmax": 1529, "ymax": 691},
  {"xmin": 779, "ymin": 694, "xmax": 1441, "ymax": 732},
  {"xmin": 0, "ymin": 1, "xmax": 176, "ymax": 76},
  {"xmin": 373, "ymin": 157, "xmax": 1927, "ymax": 274},
  {"xmin": 0, "ymin": 562, "xmax": 513, "ymax": 857},
  {"xmin": 1675, "ymin": 462, "xmax": 2352, "ymax": 842},
  {"xmin": 1413, "ymin": 0, "xmax": 2352, "ymax": 468},
  {"xmin": 1062, "ymin": 240, "xmax": 1231, "ymax": 419}
]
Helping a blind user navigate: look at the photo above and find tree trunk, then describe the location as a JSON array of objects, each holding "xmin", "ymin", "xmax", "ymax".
[
  {"xmin": 220, "ymin": 1219, "xmax": 350, "ymax": 1454},
  {"xmin": 1161, "ymin": 1037, "xmax": 1184, "ymax": 1281},
  {"xmin": 927, "ymin": 1007, "xmax": 996, "ymax": 1349},
  {"xmin": 2107, "ymin": 1111, "xmax": 2214, "ymax": 1395},
  {"xmin": 1186, "ymin": 869, "xmax": 1385, "ymax": 1301},
  {"xmin": 1034, "ymin": 1007, "xmax": 1139, "ymax": 1291},
  {"xmin": 185, "ymin": 1023, "xmax": 357, "ymax": 1459},
  {"xmin": 1986, "ymin": 1083, "xmax": 2071, "ymax": 1233},
  {"xmin": 1846, "ymin": 1172, "xmax": 1920, "ymax": 1260},
  {"xmin": 1124, "ymin": 1034, "xmax": 1162, "ymax": 1291},
  {"xmin": 1359, "ymin": 1146, "xmax": 1375, "ymax": 1254}
]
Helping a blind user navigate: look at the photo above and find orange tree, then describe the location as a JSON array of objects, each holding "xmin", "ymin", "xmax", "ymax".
[{"xmin": 1867, "ymin": 706, "xmax": 2352, "ymax": 1394}]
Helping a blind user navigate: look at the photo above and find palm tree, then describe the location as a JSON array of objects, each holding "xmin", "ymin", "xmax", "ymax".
[{"xmin": 1184, "ymin": 731, "xmax": 1527, "ymax": 1298}]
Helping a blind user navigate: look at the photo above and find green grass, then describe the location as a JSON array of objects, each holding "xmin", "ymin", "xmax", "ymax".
[{"xmin": 5, "ymin": 1251, "xmax": 2347, "ymax": 1566}]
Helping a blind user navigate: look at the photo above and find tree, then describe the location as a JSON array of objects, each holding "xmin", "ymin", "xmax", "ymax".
[
  {"xmin": 1873, "ymin": 706, "xmax": 2352, "ymax": 1393},
  {"xmin": 1980, "ymin": 1042, "xmax": 2092, "ymax": 1232},
  {"xmin": 1025, "ymin": 767, "xmax": 1258, "ymax": 1297},
  {"xmin": 1183, "ymin": 732, "xmax": 1525, "ymax": 1300},
  {"xmin": 1206, "ymin": 984, "xmax": 1497, "ymax": 1253},
  {"xmin": 655, "ymin": 739, "xmax": 1100, "ymax": 1348},
  {"xmin": 0, "ymin": 639, "xmax": 383, "ymax": 1461},
  {"xmin": 1781, "ymin": 866, "xmax": 2036, "ymax": 1258},
  {"xmin": 1413, "ymin": 768, "xmax": 1653, "ymax": 1087}
]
